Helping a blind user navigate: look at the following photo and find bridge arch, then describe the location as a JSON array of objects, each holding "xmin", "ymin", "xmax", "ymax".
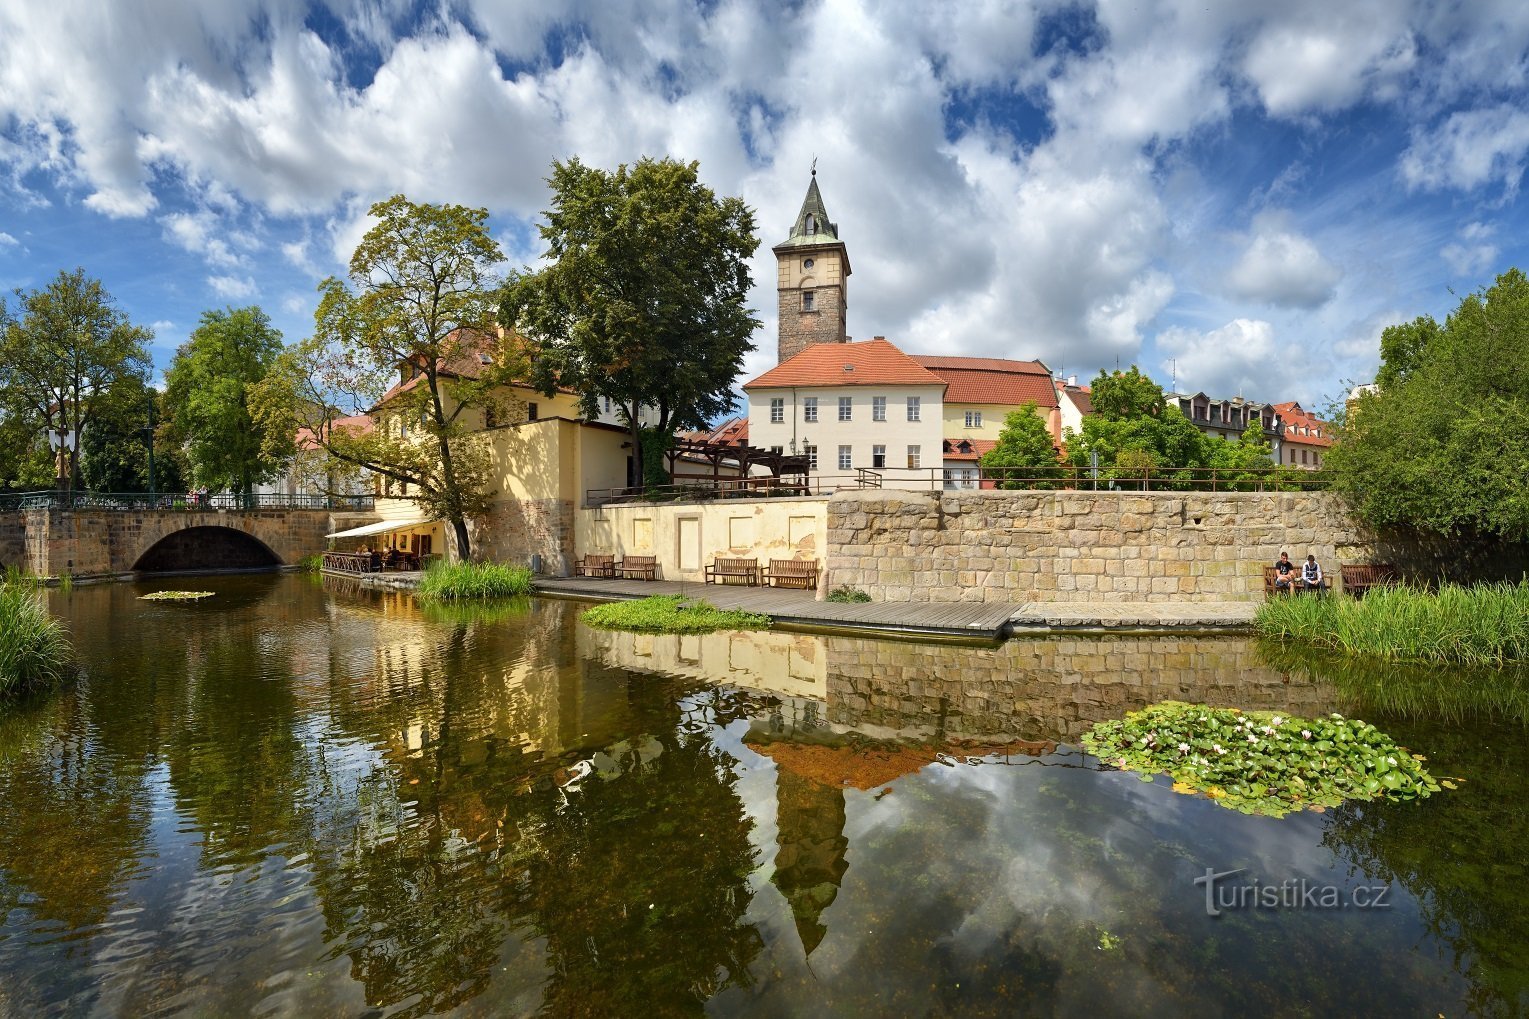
[{"xmin": 131, "ymin": 525, "xmax": 283, "ymax": 573}]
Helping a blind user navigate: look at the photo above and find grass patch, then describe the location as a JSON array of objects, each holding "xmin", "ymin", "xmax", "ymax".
[
  {"xmin": 0, "ymin": 584, "xmax": 72, "ymax": 699},
  {"xmin": 139, "ymin": 590, "xmax": 215, "ymax": 601},
  {"xmin": 416, "ymin": 560, "xmax": 534, "ymax": 600},
  {"xmin": 419, "ymin": 596, "xmax": 532, "ymax": 628},
  {"xmin": 1082, "ymin": 701, "xmax": 1441, "ymax": 817},
  {"xmin": 1255, "ymin": 580, "xmax": 1529, "ymax": 665},
  {"xmin": 296, "ymin": 553, "xmax": 324, "ymax": 573},
  {"xmin": 582, "ymin": 594, "xmax": 771, "ymax": 634},
  {"xmin": 826, "ymin": 585, "xmax": 872, "ymax": 603}
]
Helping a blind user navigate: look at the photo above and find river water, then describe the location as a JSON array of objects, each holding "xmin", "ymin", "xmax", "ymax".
[{"xmin": 0, "ymin": 574, "xmax": 1525, "ymax": 1016}]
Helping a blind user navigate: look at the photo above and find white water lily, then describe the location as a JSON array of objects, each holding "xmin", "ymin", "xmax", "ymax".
[
  {"xmin": 1271, "ymin": 716, "xmax": 1284, "ymax": 726},
  {"xmin": 1261, "ymin": 725, "xmax": 1276, "ymax": 735},
  {"xmin": 1246, "ymin": 735, "xmax": 1258, "ymax": 745},
  {"xmin": 1178, "ymin": 742, "xmax": 1190, "ymax": 753},
  {"xmin": 1302, "ymin": 730, "xmax": 1312, "ymax": 739}
]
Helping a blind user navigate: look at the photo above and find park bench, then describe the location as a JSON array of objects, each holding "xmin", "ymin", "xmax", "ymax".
[
  {"xmin": 574, "ymin": 553, "xmax": 615, "ymax": 578},
  {"xmin": 762, "ymin": 558, "xmax": 820, "ymax": 590},
  {"xmin": 1264, "ymin": 564, "xmax": 1327, "ymax": 597},
  {"xmin": 616, "ymin": 555, "xmax": 658, "ymax": 581},
  {"xmin": 1340, "ymin": 563, "xmax": 1397, "ymax": 599},
  {"xmin": 705, "ymin": 556, "xmax": 759, "ymax": 586}
]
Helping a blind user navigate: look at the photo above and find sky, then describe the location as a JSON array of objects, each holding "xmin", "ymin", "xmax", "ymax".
[{"xmin": 3, "ymin": 0, "xmax": 1529, "ymax": 412}]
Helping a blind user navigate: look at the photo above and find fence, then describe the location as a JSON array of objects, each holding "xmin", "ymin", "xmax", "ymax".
[
  {"xmin": 585, "ymin": 465, "xmax": 1330, "ymax": 507},
  {"xmin": 0, "ymin": 490, "xmax": 375, "ymax": 513}
]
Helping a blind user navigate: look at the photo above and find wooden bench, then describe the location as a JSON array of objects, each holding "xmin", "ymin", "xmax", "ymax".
[
  {"xmin": 1264, "ymin": 565, "xmax": 1326, "ymax": 597},
  {"xmin": 1340, "ymin": 563, "xmax": 1397, "ymax": 598},
  {"xmin": 705, "ymin": 556, "xmax": 759, "ymax": 586},
  {"xmin": 574, "ymin": 553, "xmax": 615, "ymax": 578},
  {"xmin": 616, "ymin": 555, "xmax": 657, "ymax": 580},
  {"xmin": 763, "ymin": 558, "xmax": 820, "ymax": 589}
]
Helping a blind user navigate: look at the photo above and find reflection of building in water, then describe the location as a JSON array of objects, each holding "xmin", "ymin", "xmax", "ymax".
[
  {"xmin": 824, "ymin": 635, "xmax": 1346, "ymax": 742},
  {"xmin": 579, "ymin": 626, "xmax": 826, "ymax": 701},
  {"xmin": 763, "ymin": 763, "xmax": 847, "ymax": 957}
]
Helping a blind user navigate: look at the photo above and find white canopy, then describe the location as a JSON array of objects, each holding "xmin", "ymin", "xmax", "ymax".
[{"xmin": 326, "ymin": 518, "xmax": 433, "ymax": 540}]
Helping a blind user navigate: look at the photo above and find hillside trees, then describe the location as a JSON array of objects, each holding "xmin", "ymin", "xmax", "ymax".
[{"xmin": 501, "ymin": 157, "xmax": 759, "ymax": 488}]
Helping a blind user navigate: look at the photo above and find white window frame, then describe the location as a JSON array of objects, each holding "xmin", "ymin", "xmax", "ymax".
[
  {"xmin": 769, "ymin": 398, "xmax": 784, "ymax": 424},
  {"xmin": 907, "ymin": 396, "xmax": 921, "ymax": 422},
  {"xmin": 965, "ymin": 410, "xmax": 982, "ymax": 428},
  {"xmin": 838, "ymin": 445, "xmax": 852, "ymax": 470},
  {"xmin": 907, "ymin": 444, "xmax": 921, "ymax": 469},
  {"xmin": 838, "ymin": 396, "xmax": 852, "ymax": 421},
  {"xmin": 804, "ymin": 443, "xmax": 818, "ymax": 470},
  {"xmin": 872, "ymin": 444, "xmax": 886, "ymax": 469},
  {"xmin": 804, "ymin": 397, "xmax": 818, "ymax": 423},
  {"xmin": 872, "ymin": 396, "xmax": 886, "ymax": 422}
]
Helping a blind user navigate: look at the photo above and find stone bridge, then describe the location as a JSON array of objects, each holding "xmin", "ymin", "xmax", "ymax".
[{"xmin": 0, "ymin": 507, "xmax": 374, "ymax": 577}]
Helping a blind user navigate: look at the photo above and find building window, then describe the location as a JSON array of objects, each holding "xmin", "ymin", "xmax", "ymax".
[
  {"xmin": 804, "ymin": 397, "xmax": 818, "ymax": 422},
  {"xmin": 907, "ymin": 444, "xmax": 920, "ymax": 469},
  {"xmin": 770, "ymin": 398, "xmax": 784, "ymax": 424},
  {"xmin": 838, "ymin": 396, "xmax": 852, "ymax": 421},
  {"xmin": 872, "ymin": 396, "xmax": 886, "ymax": 421},
  {"xmin": 838, "ymin": 445, "xmax": 852, "ymax": 470},
  {"xmin": 1301, "ymin": 449, "xmax": 1309, "ymax": 464},
  {"xmin": 801, "ymin": 290, "xmax": 815, "ymax": 312},
  {"xmin": 602, "ymin": 396, "xmax": 611, "ymax": 414},
  {"xmin": 965, "ymin": 410, "xmax": 982, "ymax": 428},
  {"xmin": 907, "ymin": 396, "xmax": 921, "ymax": 422},
  {"xmin": 770, "ymin": 445, "xmax": 784, "ymax": 455},
  {"xmin": 943, "ymin": 468, "xmax": 954, "ymax": 490},
  {"xmin": 872, "ymin": 444, "xmax": 886, "ymax": 469},
  {"xmin": 528, "ymin": 402, "xmax": 538, "ymax": 421},
  {"xmin": 804, "ymin": 443, "xmax": 818, "ymax": 470}
]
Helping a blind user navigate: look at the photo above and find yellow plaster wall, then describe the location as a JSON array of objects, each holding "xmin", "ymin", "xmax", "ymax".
[
  {"xmin": 578, "ymin": 625, "xmax": 827, "ymax": 701},
  {"xmin": 941, "ymin": 402, "xmax": 1051, "ymax": 442}
]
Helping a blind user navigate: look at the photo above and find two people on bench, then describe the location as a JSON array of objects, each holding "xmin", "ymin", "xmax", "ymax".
[{"xmin": 1274, "ymin": 551, "xmax": 1324, "ymax": 593}]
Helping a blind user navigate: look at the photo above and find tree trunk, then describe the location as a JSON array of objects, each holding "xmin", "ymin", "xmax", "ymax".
[
  {"xmin": 450, "ymin": 514, "xmax": 472, "ymax": 562},
  {"xmin": 629, "ymin": 407, "xmax": 644, "ymax": 492}
]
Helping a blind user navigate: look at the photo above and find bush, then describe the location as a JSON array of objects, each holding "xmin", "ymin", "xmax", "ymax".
[
  {"xmin": 1082, "ymin": 701, "xmax": 1440, "ymax": 817},
  {"xmin": 0, "ymin": 584, "xmax": 72, "ymax": 699},
  {"xmin": 826, "ymin": 585, "xmax": 871, "ymax": 603},
  {"xmin": 1255, "ymin": 580, "xmax": 1529, "ymax": 665},
  {"xmin": 295, "ymin": 553, "xmax": 324, "ymax": 573},
  {"xmin": 582, "ymin": 595, "xmax": 771, "ymax": 634},
  {"xmin": 416, "ymin": 560, "xmax": 534, "ymax": 600}
]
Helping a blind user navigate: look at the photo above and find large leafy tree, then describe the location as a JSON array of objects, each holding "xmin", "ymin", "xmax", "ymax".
[
  {"xmin": 251, "ymin": 195, "xmax": 516, "ymax": 558},
  {"xmin": 501, "ymin": 157, "xmax": 759, "ymax": 487},
  {"xmin": 78, "ymin": 374, "xmax": 187, "ymax": 494},
  {"xmin": 160, "ymin": 306, "xmax": 285, "ymax": 495},
  {"xmin": 0, "ymin": 269, "xmax": 153, "ymax": 488},
  {"xmin": 1062, "ymin": 367, "xmax": 1211, "ymax": 485},
  {"xmin": 1328, "ymin": 267, "xmax": 1529, "ymax": 542},
  {"xmin": 980, "ymin": 404, "xmax": 1066, "ymax": 489}
]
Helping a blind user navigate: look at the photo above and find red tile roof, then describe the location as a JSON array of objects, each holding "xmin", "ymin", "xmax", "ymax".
[
  {"xmin": 744, "ymin": 339, "xmax": 947, "ymax": 389},
  {"xmin": 1055, "ymin": 379, "xmax": 1094, "ymax": 415},
  {"xmin": 941, "ymin": 438, "xmax": 998, "ymax": 461},
  {"xmin": 681, "ymin": 416, "xmax": 749, "ymax": 446},
  {"xmin": 913, "ymin": 356, "xmax": 1059, "ymax": 409},
  {"xmin": 296, "ymin": 413, "xmax": 374, "ymax": 451},
  {"xmin": 1272, "ymin": 402, "xmax": 1334, "ymax": 448}
]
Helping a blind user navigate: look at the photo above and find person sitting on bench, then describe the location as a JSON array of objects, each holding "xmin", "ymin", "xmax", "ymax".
[
  {"xmin": 1300, "ymin": 554, "xmax": 1324, "ymax": 592},
  {"xmin": 1273, "ymin": 551, "xmax": 1296, "ymax": 593}
]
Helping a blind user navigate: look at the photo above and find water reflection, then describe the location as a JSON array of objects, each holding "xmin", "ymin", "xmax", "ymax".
[{"xmin": 0, "ymin": 576, "xmax": 1520, "ymax": 1015}]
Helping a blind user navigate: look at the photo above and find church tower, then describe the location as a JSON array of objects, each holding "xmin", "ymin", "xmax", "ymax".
[{"xmin": 774, "ymin": 169, "xmax": 851, "ymax": 363}]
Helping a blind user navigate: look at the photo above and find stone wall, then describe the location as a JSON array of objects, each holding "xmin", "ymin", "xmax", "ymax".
[
  {"xmin": 826, "ymin": 489, "xmax": 1371, "ymax": 603},
  {"xmin": 824, "ymin": 635, "xmax": 1347, "ymax": 742},
  {"xmin": 467, "ymin": 498, "xmax": 575, "ymax": 572},
  {"xmin": 0, "ymin": 514, "xmax": 24, "ymax": 570}
]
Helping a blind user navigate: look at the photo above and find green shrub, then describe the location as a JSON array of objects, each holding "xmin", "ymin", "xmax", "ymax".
[
  {"xmin": 295, "ymin": 553, "xmax": 324, "ymax": 573},
  {"xmin": 415, "ymin": 560, "xmax": 534, "ymax": 600},
  {"xmin": 0, "ymin": 584, "xmax": 73, "ymax": 699},
  {"xmin": 1082, "ymin": 701, "xmax": 1440, "ymax": 817},
  {"xmin": 582, "ymin": 594, "xmax": 771, "ymax": 634},
  {"xmin": 826, "ymin": 585, "xmax": 871, "ymax": 603},
  {"xmin": 1255, "ymin": 580, "xmax": 1529, "ymax": 665}
]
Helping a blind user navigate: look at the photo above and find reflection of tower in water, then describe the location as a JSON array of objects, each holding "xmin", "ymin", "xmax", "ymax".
[{"xmin": 769, "ymin": 766, "xmax": 849, "ymax": 958}]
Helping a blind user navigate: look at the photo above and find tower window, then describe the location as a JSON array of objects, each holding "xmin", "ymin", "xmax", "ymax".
[
  {"xmin": 801, "ymin": 290, "xmax": 815, "ymax": 312},
  {"xmin": 805, "ymin": 214, "xmax": 816, "ymax": 233}
]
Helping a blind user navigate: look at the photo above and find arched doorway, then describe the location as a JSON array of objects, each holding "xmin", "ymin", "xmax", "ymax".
[{"xmin": 132, "ymin": 526, "xmax": 283, "ymax": 572}]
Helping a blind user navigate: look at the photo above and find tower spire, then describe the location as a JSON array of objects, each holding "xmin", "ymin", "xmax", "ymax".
[{"xmin": 773, "ymin": 169, "xmax": 851, "ymax": 362}]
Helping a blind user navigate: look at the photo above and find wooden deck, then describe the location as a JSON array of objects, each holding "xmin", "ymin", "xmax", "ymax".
[{"xmin": 533, "ymin": 577, "xmax": 1019, "ymax": 641}]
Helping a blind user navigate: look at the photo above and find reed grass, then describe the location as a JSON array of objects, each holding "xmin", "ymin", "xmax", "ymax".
[
  {"xmin": 1255, "ymin": 581, "xmax": 1529, "ymax": 665},
  {"xmin": 0, "ymin": 584, "xmax": 73, "ymax": 699},
  {"xmin": 415, "ymin": 560, "xmax": 534, "ymax": 600},
  {"xmin": 582, "ymin": 595, "xmax": 771, "ymax": 634}
]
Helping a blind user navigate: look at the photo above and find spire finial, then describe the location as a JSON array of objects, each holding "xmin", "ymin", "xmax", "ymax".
[{"xmin": 810, "ymin": 155, "xmax": 817, "ymax": 177}]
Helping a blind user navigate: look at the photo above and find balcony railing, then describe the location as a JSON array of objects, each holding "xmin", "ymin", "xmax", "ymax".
[{"xmin": 0, "ymin": 490, "xmax": 375, "ymax": 512}]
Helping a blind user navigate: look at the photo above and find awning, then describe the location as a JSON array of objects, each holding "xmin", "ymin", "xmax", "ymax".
[{"xmin": 326, "ymin": 517, "xmax": 434, "ymax": 540}]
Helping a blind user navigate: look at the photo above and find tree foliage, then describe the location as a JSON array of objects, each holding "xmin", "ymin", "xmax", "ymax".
[
  {"xmin": 251, "ymin": 195, "xmax": 518, "ymax": 557},
  {"xmin": 1327, "ymin": 268, "xmax": 1529, "ymax": 540},
  {"xmin": 161, "ymin": 307, "xmax": 285, "ymax": 494},
  {"xmin": 980, "ymin": 404, "xmax": 1065, "ymax": 488},
  {"xmin": 501, "ymin": 157, "xmax": 759, "ymax": 485},
  {"xmin": 0, "ymin": 269, "xmax": 152, "ymax": 487}
]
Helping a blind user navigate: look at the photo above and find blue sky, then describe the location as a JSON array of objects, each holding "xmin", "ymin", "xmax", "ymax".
[{"xmin": 4, "ymin": 0, "xmax": 1529, "ymax": 410}]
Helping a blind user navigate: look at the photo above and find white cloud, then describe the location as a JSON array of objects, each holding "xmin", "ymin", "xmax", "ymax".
[
  {"xmin": 1242, "ymin": 2, "xmax": 1416, "ymax": 118},
  {"xmin": 162, "ymin": 210, "xmax": 247, "ymax": 268},
  {"xmin": 0, "ymin": 231, "xmax": 17, "ymax": 247},
  {"xmin": 1224, "ymin": 214, "xmax": 1341, "ymax": 309},
  {"xmin": 1156, "ymin": 318, "xmax": 1278, "ymax": 399},
  {"xmin": 1440, "ymin": 221, "xmax": 1499, "ymax": 277},
  {"xmin": 1401, "ymin": 104, "xmax": 1529, "ymax": 194},
  {"xmin": 207, "ymin": 274, "xmax": 257, "ymax": 299}
]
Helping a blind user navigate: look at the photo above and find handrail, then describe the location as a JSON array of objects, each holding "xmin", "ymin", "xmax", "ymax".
[{"xmin": 0, "ymin": 490, "xmax": 375, "ymax": 512}]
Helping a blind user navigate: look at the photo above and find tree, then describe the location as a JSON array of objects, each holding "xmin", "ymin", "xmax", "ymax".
[
  {"xmin": 980, "ymin": 404, "xmax": 1066, "ymax": 489},
  {"xmin": 77, "ymin": 374, "xmax": 177, "ymax": 493},
  {"xmin": 1206, "ymin": 420, "xmax": 1278, "ymax": 491},
  {"xmin": 1062, "ymin": 367, "xmax": 1211, "ymax": 485},
  {"xmin": 251, "ymin": 196, "xmax": 515, "ymax": 558},
  {"xmin": 501, "ymin": 157, "xmax": 759, "ymax": 487},
  {"xmin": 1327, "ymin": 268, "xmax": 1529, "ymax": 542},
  {"xmin": 0, "ymin": 269, "xmax": 153, "ymax": 488},
  {"xmin": 160, "ymin": 307, "xmax": 285, "ymax": 495}
]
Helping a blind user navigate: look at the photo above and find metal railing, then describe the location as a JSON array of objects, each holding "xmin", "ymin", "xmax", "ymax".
[
  {"xmin": 585, "ymin": 465, "xmax": 1330, "ymax": 506},
  {"xmin": 0, "ymin": 490, "xmax": 375, "ymax": 513}
]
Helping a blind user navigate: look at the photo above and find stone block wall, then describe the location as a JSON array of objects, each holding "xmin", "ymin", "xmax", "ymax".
[
  {"xmin": 0, "ymin": 513, "xmax": 25, "ymax": 571},
  {"xmin": 468, "ymin": 498, "xmax": 575, "ymax": 572},
  {"xmin": 17, "ymin": 508, "xmax": 332, "ymax": 576},
  {"xmin": 824, "ymin": 635, "xmax": 1345, "ymax": 742},
  {"xmin": 826, "ymin": 489, "xmax": 1369, "ymax": 603}
]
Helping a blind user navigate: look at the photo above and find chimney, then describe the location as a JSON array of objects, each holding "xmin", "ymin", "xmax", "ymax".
[{"xmin": 873, "ymin": 335, "xmax": 885, "ymax": 341}]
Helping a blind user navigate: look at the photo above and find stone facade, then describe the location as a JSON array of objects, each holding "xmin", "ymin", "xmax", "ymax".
[
  {"xmin": 0, "ymin": 515, "xmax": 24, "ymax": 571},
  {"xmin": 14, "ymin": 508, "xmax": 332, "ymax": 577},
  {"xmin": 823, "ymin": 635, "xmax": 1347, "ymax": 742},
  {"xmin": 825, "ymin": 488, "xmax": 1372, "ymax": 603},
  {"xmin": 776, "ymin": 276, "xmax": 846, "ymax": 363},
  {"xmin": 467, "ymin": 498, "xmax": 575, "ymax": 573}
]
